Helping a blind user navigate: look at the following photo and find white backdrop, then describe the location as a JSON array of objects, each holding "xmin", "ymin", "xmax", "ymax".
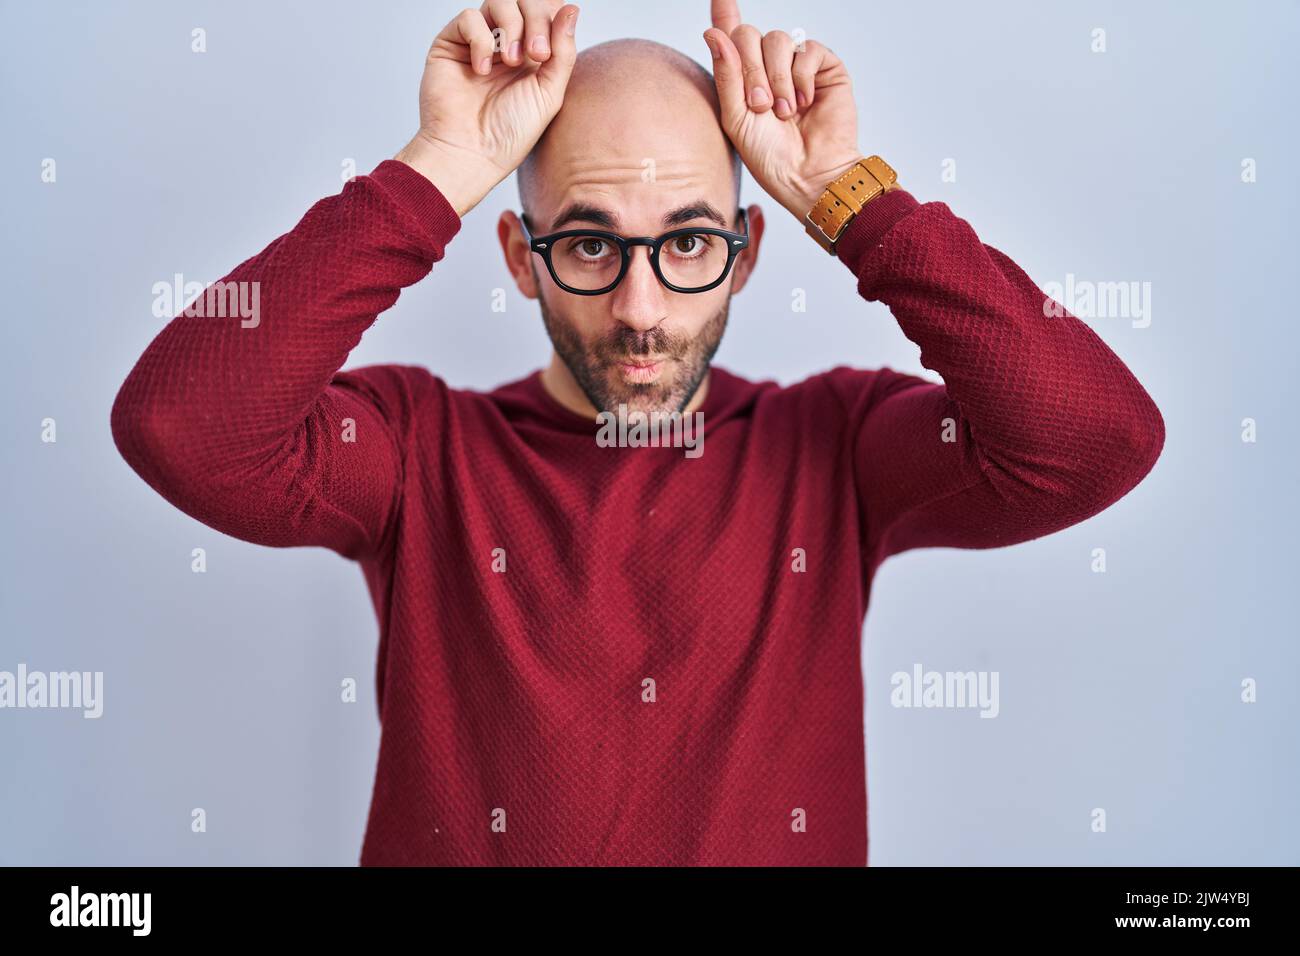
[{"xmin": 1, "ymin": 0, "xmax": 1295, "ymax": 864}]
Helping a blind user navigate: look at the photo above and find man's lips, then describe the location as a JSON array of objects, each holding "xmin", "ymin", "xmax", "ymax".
[
  {"xmin": 613, "ymin": 357, "xmax": 668, "ymax": 383},
  {"xmin": 619, "ymin": 358, "xmax": 665, "ymax": 368}
]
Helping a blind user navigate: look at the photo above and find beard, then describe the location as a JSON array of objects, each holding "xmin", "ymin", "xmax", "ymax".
[{"xmin": 534, "ymin": 265, "xmax": 730, "ymax": 416}]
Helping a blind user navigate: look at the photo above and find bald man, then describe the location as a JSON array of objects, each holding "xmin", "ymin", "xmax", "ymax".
[{"xmin": 112, "ymin": 1, "xmax": 1164, "ymax": 866}]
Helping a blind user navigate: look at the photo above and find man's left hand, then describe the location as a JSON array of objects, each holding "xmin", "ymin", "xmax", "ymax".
[{"xmin": 703, "ymin": 0, "xmax": 866, "ymax": 223}]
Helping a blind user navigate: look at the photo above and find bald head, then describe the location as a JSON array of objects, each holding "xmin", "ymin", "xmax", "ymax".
[
  {"xmin": 516, "ymin": 38, "xmax": 741, "ymax": 222},
  {"xmin": 508, "ymin": 39, "xmax": 754, "ymax": 421}
]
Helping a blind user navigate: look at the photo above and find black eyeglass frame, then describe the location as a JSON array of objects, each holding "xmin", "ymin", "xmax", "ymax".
[{"xmin": 519, "ymin": 208, "xmax": 750, "ymax": 295}]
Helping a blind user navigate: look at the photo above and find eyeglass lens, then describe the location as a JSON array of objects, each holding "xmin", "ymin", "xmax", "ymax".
[{"xmin": 549, "ymin": 232, "xmax": 731, "ymax": 291}]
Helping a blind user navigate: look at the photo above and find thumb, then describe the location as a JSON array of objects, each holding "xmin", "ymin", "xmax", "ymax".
[
  {"xmin": 702, "ymin": 28, "xmax": 746, "ymax": 137},
  {"xmin": 537, "ymin": 4, "xmax": 580, "ymax": 106}
]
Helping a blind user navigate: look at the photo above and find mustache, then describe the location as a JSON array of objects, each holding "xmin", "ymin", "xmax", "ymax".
[{"xmin": 594, "ymin": 326, "xmax": 686, "ymax": 364}]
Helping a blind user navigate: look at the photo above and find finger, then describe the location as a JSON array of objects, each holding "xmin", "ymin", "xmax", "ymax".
[
  {"xmin": 445, "ymin": 8, "xmax": 497, "ymax": 74},
  {"xmin": 710, "ymin": 0, "xmax": 742, "ymax": 34},
  {"xmin": 536, "ymin": 4, "xmax": 580, "ymax": 104},
  {"xmin": 701, "ymin": 27, "xmax": 746, "ymax": 134},
  {"xmin": 760, "ymin": 30, "xmax": 796, "ymax": 119},
  {"xmin": 791, "ymin": 39, "xmax": 835, "ymax": 109},
  {"xmin": 729, "ymin": 24, "xmax": 771, "ymax": 112},
  {"xmin": 482, "ymin": 0, "xmax": 525, "ymax": 66},
  {"xmin": 520, "ymin": 0, "xmax": 562, "ymax": 62}
]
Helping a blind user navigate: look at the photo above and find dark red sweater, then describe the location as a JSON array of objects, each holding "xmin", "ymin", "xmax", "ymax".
[{"xmin": 110, "ymin": 160, "xmax": 1164, "ymax": 865}]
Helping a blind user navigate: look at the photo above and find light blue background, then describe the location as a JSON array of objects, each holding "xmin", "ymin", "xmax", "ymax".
[{"xmin": 1, "ymin": 0, "xmax": 1295, "ymax": 865}]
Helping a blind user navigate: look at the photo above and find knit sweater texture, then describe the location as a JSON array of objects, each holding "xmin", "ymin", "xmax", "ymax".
[{"xmin": 110, "ymin": 160, "xmax": 1165, "ymax": 865}]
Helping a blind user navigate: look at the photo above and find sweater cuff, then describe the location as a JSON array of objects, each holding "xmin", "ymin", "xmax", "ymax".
[
  {"xmin": 833, "ymin": 188, "xmax": 920, "ymax": 276},
  {"xmin": 367, "ymin": 159, "xmax": 463, "ymax": 249}
]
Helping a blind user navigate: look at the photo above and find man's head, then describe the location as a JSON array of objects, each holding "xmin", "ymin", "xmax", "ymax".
[{"xmin": 500, "ymin": 38, "xmax": 764, "ymax": 417}]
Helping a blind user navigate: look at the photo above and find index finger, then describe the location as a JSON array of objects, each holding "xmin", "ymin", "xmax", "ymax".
[{"xmin": 710, "ymin": 0, "xmax": 741, "ymax": 34}]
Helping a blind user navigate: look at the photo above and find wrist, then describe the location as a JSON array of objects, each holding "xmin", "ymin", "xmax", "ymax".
[
  {"xmin": 395, "ymin": 133, "xmax": 507, "ymax": 218},
  {"xmin": 783, "ymin": 154, "xmax": 865, "ymax": 222},
  {"xmin": 799, "ymin": 154, "xmax": 902, "ymax": 256}
]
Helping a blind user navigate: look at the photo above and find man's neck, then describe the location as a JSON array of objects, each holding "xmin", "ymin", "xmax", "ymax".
[{"xmin": 540, "ymin": 353, "xmax": 711, "ymax": 418}]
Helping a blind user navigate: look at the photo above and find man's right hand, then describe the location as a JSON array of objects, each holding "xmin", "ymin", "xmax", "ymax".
[{"xmin": 396, "ymin": 2, "xmax": 581, "ymax": 217}]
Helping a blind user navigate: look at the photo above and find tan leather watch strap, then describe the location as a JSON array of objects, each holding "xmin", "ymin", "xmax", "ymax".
[{"xmin": 804, "ymin": 155, "xmax": 899, "ymax": 255}]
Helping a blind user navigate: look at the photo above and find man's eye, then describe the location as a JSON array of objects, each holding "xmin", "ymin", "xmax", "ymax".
[
  {"xmin": 671, "ymin": 235, "xmax": 709, "ymax": 256},
  {"xmin": 570, "ymin": 238, "xmax": 609, "ymax": 258}
]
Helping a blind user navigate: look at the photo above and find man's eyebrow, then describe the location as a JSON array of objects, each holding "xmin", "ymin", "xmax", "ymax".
[
  {"xmin": 662, "ymin": 202, "xmax": 729, "ymax": 229},
  {"xmin": 550, "ymin": 202, "xmax": 618, "ymax": 231},
  {"xmin": 549, "ymin": 200, "xmax": 730, "ymax": 232}
]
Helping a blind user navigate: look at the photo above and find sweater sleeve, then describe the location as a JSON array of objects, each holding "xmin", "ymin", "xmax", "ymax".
[
  {"xmin": 822, "ymin": 188, "xmax": 1164, "ymax": 567},
  {"xmin": 110, "ymin": 160, "xmax": 461, "ymax": 561}
]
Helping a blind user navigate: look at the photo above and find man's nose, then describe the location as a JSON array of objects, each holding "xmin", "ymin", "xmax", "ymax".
[{"xmin": 609, "ymin": 246, "xmax": 666, "ymax": 333}]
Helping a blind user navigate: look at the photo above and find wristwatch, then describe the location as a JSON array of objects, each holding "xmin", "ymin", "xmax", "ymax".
[{"xmin": 804, "ymin": 155, "xmax": 900, "ymax": 255}]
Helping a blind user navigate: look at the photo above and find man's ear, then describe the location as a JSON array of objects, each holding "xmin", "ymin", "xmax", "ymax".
[
  {"xmin": 498, "ymin": 211, "xmax": 540, "ymax": 299},
  {"xmin": 726, "ymin": 203, "xmax": 764, "ymax": 295}
]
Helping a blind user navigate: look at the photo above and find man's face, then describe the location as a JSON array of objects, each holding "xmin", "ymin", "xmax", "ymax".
[
  {"xmin": 510, "ymin": 60, "xmax": 753, "ymax": 417},
  {"xmin": 531, "ymin": 249, "xmax": 731, "ymax": 416}
]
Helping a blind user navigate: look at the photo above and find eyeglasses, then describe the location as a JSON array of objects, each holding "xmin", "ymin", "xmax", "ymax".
[{"xmin": 520, "ymin": 208, "xmax": 749, "ymax": 295}]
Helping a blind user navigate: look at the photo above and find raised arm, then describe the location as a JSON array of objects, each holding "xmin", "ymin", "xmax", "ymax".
[
  {"xmin": 110, "ymin": 2, "xmax": 581, "ymax": 561},
  {"xmin": 827, "ymin": 191, "xmax": 1164, "ymax": 564},
  {"xmin": 702, "ymin": 2, "xmax": 1162, "ymax": 565},
  {"xmin": 110, "ymin": 165, "xmax": 462, "ymax": 560}
]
